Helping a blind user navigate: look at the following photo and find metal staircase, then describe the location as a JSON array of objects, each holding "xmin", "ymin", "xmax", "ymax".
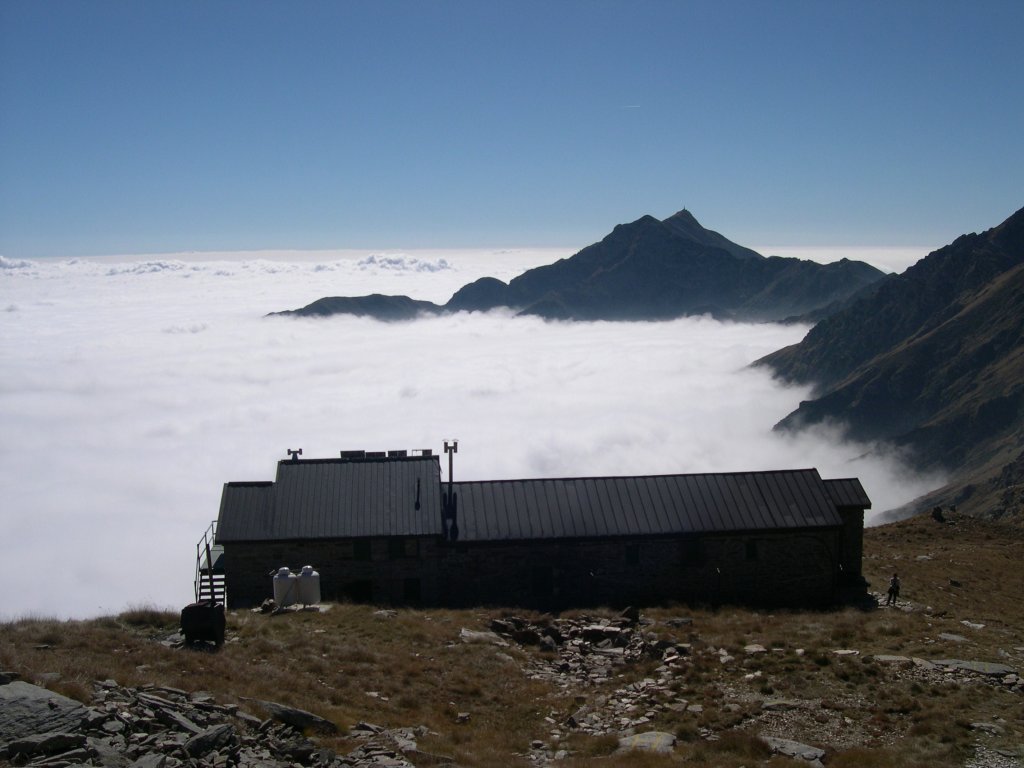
[{"xmin": 194, "ymin": 521, "xmax": 226, "ymax": 604}]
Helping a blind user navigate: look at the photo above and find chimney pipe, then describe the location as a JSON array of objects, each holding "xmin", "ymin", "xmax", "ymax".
[
  {"xmin": 443, "ymin": 440, "xmax": 458, "ymax": 540},
  {"xmin": 444, "ymin": 440, "xmax": 458, "ymax": 493}
]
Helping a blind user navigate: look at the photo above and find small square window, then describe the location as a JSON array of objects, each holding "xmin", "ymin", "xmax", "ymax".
[
  {"xmin": 337, "ymin": 541, "xmax": 355, "ymax": 559},
  {"xmin": 389, "ymin": 538, "xmax": 419, "ymax": 559},
  {"xmin": 680, "ymin": 538, "xmax": 706, "ymax": 567},
  {"xmin": 403, "ymin": 577, "xmax": 421, "ymax": 604},
  {"xmin": 388, "ymin": 538, "xmax": 404, "ymax": 559},
  {"xmin": 354, "ymin": 539, "xmax": 372, "ymax": 561},
  {"xmin": 531, "ymin": 566, "xmax": 553, "ymax": 598},
  {"xmin": 346, "ymin": 580, "xmax": 372, "ymax": 602},
  {"xmin": 625, "ymin": 544, "xmax": 640, "ymax": 565}
]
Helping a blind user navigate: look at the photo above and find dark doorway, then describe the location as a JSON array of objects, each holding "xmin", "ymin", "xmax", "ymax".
[
  {"xmin": 403, "ymin": 577, "xmax": 422, "ymax": 605},
  {"xmin": 531, "ymin": 565, "xmax": 553, "ymax": 600},
  {"xmin": 345, "ymin": 580, "xmax": 373, "ymax": 603}
]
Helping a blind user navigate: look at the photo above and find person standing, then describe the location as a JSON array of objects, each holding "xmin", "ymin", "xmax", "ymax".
[{"xmin": 885, "ymin": 573, "xmax": 901, "ymax": 606}]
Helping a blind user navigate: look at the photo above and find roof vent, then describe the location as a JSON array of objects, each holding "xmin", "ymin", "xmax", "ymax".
[
  {"xmin": 340, "ymin": 450, "xmax": 366, "ymax": 459},
  {"xmin": 365, "ymin": 451, "xmax": 386, "ymax": 459},
  {"xmin": 387, "ymin": 450, "xmax": 408, "ymax": 458},
  {"xmin": 287, "ymin": 448, "xmax": 302, "ymax": 462}
]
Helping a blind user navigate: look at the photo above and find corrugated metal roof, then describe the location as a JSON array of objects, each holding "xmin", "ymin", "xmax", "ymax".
[
  {"xmin": 452, "ymin": 469, "xmax": 846, "ymax": 542},
  {"xmin": 216, "ymin": 457, "xmax": 443, "ymax": 542},
  {"xmin": 823, "ymin": 478, "xmax": 873, "ymax": 510},
  {"xmin": 216, "ymin": 482, "xmax": 275, "ymax": 542},
  {"xmin": 216, "ymin": 458, "xmax": 870, "ymax": 545}
]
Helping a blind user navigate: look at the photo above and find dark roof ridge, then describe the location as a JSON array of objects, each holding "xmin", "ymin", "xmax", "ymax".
[
  {"xmin": 451, "ymin": 468, "xmax": 822, "ymax": 485},
  {"xmin": 224, "ymin": 480, "xmax": 274, "ymax": 487}
]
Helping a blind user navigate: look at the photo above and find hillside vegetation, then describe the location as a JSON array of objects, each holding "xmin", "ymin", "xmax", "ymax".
[{"xmin": 2, "ymin": 514, "xmax": 1022, "ymax": 767}]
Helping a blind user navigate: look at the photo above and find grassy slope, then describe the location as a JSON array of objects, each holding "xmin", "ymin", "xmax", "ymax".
[{"xmin": 2, "ymin": 514, "xmax": 1022, "ymax": 767}]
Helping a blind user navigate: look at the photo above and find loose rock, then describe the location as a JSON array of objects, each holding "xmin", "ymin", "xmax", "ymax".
[{"xmin": 617, "ymin": 731, "xmax": 676, "ymax": 753}]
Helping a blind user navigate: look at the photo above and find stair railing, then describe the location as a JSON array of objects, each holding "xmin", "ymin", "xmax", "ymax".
[{"xmin": 194, "ymin": 521, "xmax": 225, "ymax": 603}]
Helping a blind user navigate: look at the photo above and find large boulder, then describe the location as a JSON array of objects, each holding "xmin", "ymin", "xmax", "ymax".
[{"xmin": 0, "ymin": 681, "xmax": 87, "ymax": 744}]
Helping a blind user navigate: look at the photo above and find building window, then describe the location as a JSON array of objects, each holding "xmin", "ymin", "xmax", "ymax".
[
  {"xmin": 625, "ymin": 543, "xmax": 640, "ymax": 565},
  {"xmin": 353, "ymin": 539, "xmax": 372, "ymax": 561},
  {"xmin": 389, "ymin": 537, "xmax": 419, "ymax": 560},
  {"xmin": 680, "ymin": 538, "xmax": 706, "ymax": 567},
  {"xmin": 531, "ymin": 566, "xmax": 554, "ymax": 598},
  {"xmin": 403, "ymin": 577, "xmax": 421, "ymax": 604},
  {"xmin": 346, "ymin": 580, "xmax": 372, "ymax": 603}
]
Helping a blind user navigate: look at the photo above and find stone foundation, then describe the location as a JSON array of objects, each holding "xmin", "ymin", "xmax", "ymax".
[{"xmin": 223, "ymin": 528, "xmax": 845, "ymax": 610}]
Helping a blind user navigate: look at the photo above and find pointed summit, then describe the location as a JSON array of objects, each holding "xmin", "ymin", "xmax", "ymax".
[
  {"xmin": 664, "ymin": 207, "xmax": 701, "ymax": 228},
  {"xmin": 660, "ymin": 209, "xmax": 763, "ymax": 261},
  {"xmin": 276, "ymin": 206, "xmax": 885, "ymax": 323}
]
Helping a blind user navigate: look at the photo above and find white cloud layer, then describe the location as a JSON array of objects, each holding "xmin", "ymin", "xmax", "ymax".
[{"xmin": 0, "ymin": 249, "xmax": 944, "ymax": 620}]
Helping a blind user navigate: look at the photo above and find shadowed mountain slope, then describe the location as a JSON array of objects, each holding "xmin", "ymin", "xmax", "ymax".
[
  {"xmin": 758, "ymin": 206, "xmax": 1024, "ymax": 521},
  {"xmin": 272, "ymin": 210, "xmax": 885, "ymax": 323},
  {"xmin": 271, "ymin": 294, "xmax": 442, "ymax": 321}
]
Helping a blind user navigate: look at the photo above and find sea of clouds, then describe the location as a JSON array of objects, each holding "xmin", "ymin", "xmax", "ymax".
[{"xmin": 0, "ymin": 248, "xmax": 943, "ymax": 620}]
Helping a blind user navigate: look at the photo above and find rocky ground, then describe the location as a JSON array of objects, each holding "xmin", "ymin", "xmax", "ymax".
[
  {"xmin": 467, "ymin": 608, "xmax": 1022, "ymax": 767},
  {"xmin": 7, "ymin": 597, "xmax": 1020, "ymax": 768},
  {"xmin": 0, "ymin": 671, "xmax": 437, "ymax": 768},
  {"xmin": 2, "ymin": 513, "xmax": 1022, "ymax": 767}
]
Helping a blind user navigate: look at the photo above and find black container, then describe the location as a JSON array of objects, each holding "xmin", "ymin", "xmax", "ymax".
[{"xmin": 180, "ymin": 600, "xmax": 225, "ymax": 646}]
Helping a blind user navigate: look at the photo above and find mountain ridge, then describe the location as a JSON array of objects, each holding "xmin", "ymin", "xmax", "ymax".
[
  {"xmin": 271, "ymin": 210, "xmax": 885, "ymax": 323},
  {"xmin": 758, "ymin": 206, "xmax": 1024, "ymax": 521}
]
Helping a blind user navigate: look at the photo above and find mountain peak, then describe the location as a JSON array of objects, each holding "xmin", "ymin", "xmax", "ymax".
[
  {"xmin": 274, "ymin": 206, "xmax": 884, "ymax": 324},
  {"xmin": 664, "ymin": 208, "xmax": 701, "ymax": 227},
  {"xmin": 660, "ymin": 210, "xmax": 763, "ymax": 261}
]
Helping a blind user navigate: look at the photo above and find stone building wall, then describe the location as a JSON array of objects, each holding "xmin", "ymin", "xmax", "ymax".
[
  {"xmin": 223, "ymin": 527, "xmax": 844, "ymax": 609},
  {"xmin": 435, "ymin": 529, "xmax": 841, "ymax": 609},
  {"xmin": 837, "ymin": 507, "xmax": 865, "ymax": 580},
  {"xmin": 222, "ymin": 537, "xmax": 442, "ymax": 608}
]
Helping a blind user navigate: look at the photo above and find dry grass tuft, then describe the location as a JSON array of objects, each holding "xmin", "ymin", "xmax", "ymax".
[
  {"xmin": 559, "ymin": 732, "xmax": 619, "ymax": 758},
  {"xmin": 117, "ymin": 604, "xmax": 179, "ymax": 629},
  {"xmin": 705, "ymin": 730, "xmax": 772, "ymax": 758}
]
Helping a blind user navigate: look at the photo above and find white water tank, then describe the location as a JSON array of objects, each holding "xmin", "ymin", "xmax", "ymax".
[
  {"xmin": 273, "ymin": 567, "xmax": 298, "ymax": 607},
  {"xmin": 297, "ymin": 565, "xmax": 321, "ymax": 605}
]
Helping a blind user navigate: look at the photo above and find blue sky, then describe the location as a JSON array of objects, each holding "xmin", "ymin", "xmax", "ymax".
[{"xmin": 1, "ymin": 1, "xmax": 1021, "ymax": 258}]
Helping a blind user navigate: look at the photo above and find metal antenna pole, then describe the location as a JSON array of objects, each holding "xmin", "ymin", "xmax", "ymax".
[
  {"xmin": 442, "ymin": 440, "xmax": 459, "ymax": 541},
  {"xmin": 443, "ymin": 440, "xmax": 458, "ymax": 497}
]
